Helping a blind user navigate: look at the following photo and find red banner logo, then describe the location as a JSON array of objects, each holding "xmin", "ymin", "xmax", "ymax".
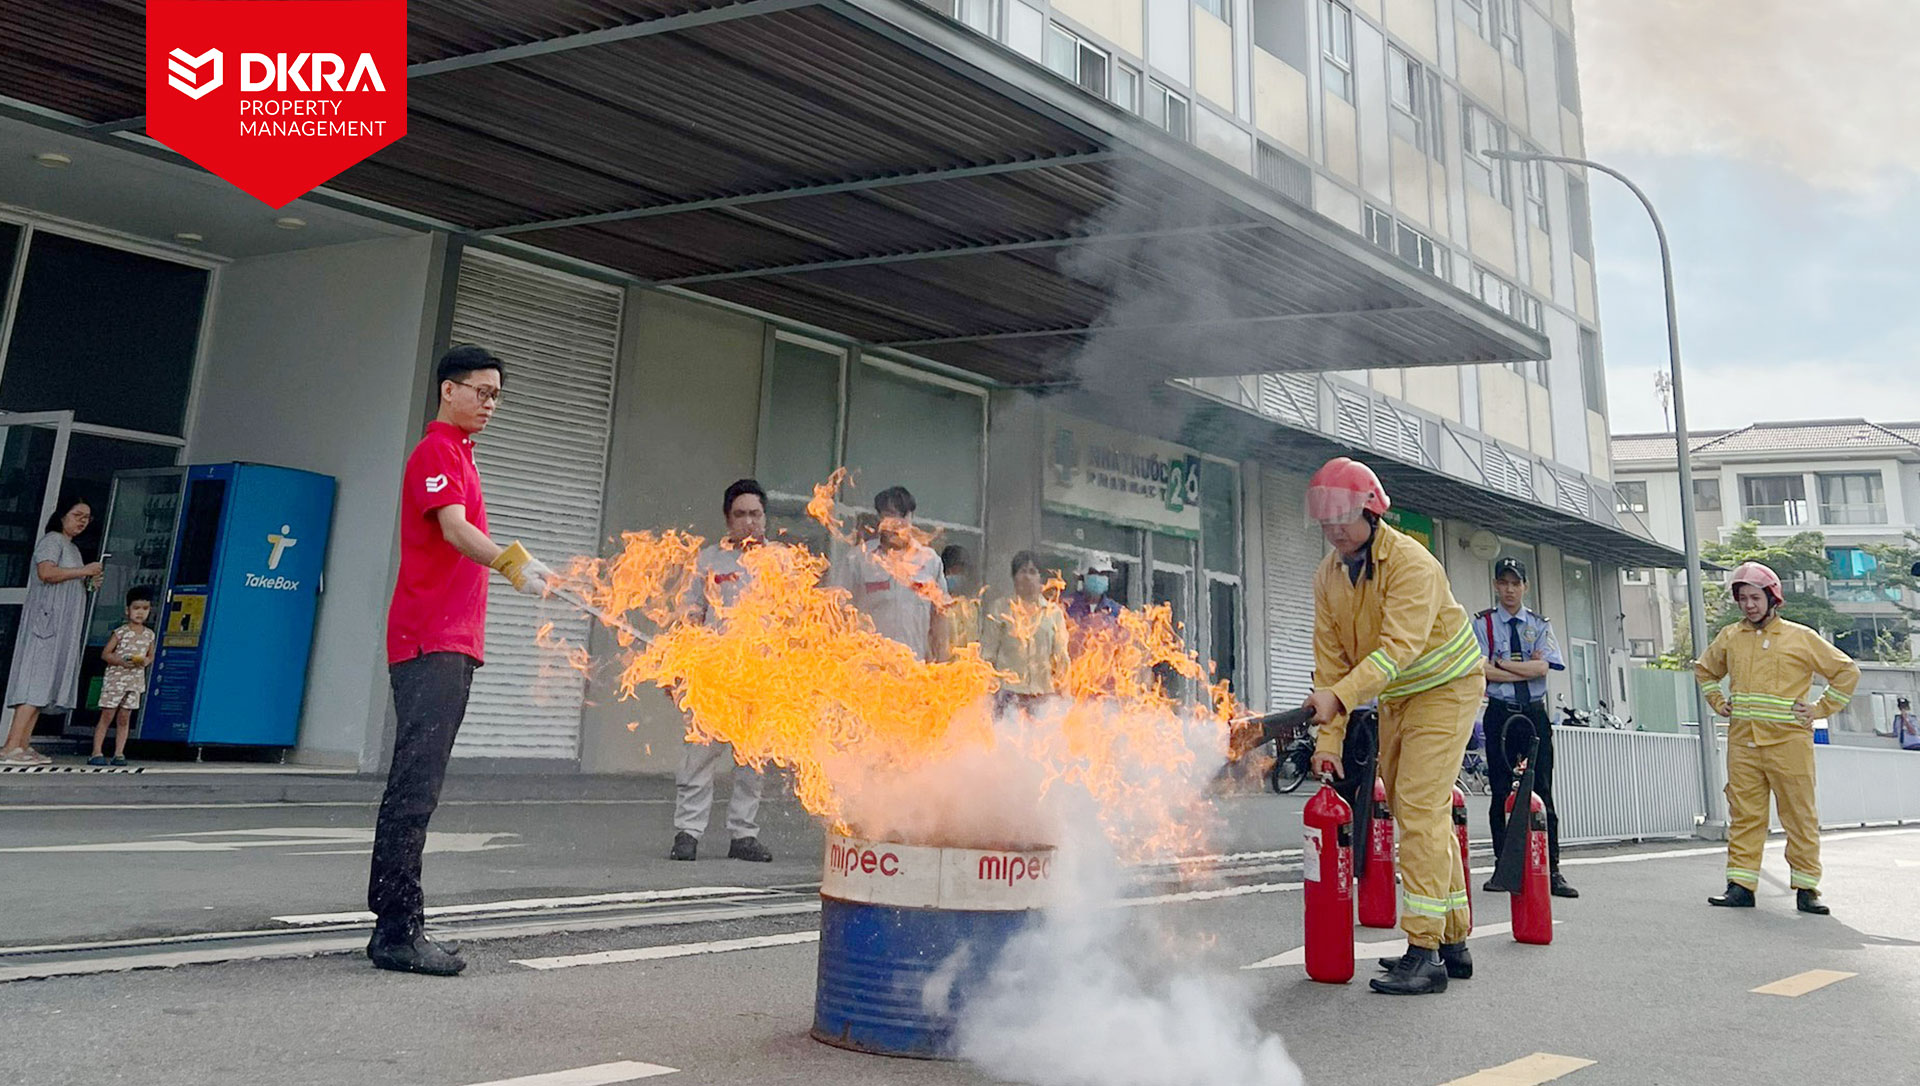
[{"xmin": 146, "ymin": 0, "xmax": 407, "ymax": 209}]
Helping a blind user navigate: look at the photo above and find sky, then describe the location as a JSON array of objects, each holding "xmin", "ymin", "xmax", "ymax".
[{"xmin": 1572, "ymin": 0, "xmax": 1920, "ymax": 435}]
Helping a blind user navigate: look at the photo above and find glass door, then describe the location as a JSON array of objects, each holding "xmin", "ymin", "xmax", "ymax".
[
  {"xmin": 0, "ymin": 410, "xmax": 74, "ymax": 695},
  {"xmin": 1150, "ymin": 533, "xmax": 1195, "ymax": 698}
]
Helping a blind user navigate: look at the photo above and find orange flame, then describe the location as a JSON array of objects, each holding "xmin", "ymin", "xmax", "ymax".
[{"xmin": 546, "ymin": 477, "xmax": 1247, "ymax": 861}]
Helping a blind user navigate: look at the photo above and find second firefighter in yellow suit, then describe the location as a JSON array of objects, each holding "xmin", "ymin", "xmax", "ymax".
[
  {"xmin": 1301, "ymin": 457, "xmax": 1485, "ymax": 995},
  {"xmin": 1696, "ymin": 561, "xmax": 1859, "ymax": 916}
]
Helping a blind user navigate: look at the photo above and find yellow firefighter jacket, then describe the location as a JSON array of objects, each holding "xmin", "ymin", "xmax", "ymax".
[
  {"xmin": 1694, "ymin": 613, "xmax": 1860, "ymax": 747},
  {"xmin": 1312, "ymin": 522, "xmax": 1480, "ymax": 760}
]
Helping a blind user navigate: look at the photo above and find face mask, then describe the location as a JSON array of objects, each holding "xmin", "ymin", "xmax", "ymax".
[{"xmin": 1084, "ymin": 574, "xmax": 1110, "ymax": 597}]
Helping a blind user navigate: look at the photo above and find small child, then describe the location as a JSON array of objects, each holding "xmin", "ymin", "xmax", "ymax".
[{"xmin": 90, "ymin": 586, "xmax": 156, "ymax": 767}]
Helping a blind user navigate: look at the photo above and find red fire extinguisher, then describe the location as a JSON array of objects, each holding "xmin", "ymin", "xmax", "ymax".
[
  {"xmin": 1356, "ymin": 778, "xmax": 1396, "ymax": 929},
  {"xmin": 1303, "ymin": 783, "xmax": 1355, "ymax": 983},
  {"xmin": 1505, "ymin": 789, "xmax": 1552, "ymax": 945},
  {"xmin": 1451, "ymin": 785, "xmax": 1472, "ymax": 929}
]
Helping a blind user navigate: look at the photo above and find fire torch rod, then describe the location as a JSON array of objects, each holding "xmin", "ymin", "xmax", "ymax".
[{"xmin": 546, "ymin": 584, "xmax": 651, "ymax": 646}]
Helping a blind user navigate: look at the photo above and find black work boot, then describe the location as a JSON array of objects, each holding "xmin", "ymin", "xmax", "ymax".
[
  {"xmin": 727, "ymin": 836, "xmax": 773, "ymax": 863},
  {"xmin": 1708, "ymin": 882, "xmax": 1756, "ymax": 908},
  {"xmin": 1550, "ymin": 872, "xmax": 1580, "ymax": 899},
  {"xmin": 1796, "ymin": 889, "xmax": 1831, "ymax": 916},
  {"xmin": 1481, "ymin": 877, "xmax": 1503, "ymax": 893},
  {"xmin": 367, "ymin": 926, "xmax": 466, "ymax": 977},
  {"xmin": 669, "ymin": 832, "xmax": 697, "ymax": 861},
  {"xmin": 1377, "ymin": 941, "xmax": 1472, "ymax": 979},
  {"xmin": 1370, "ymin": 946, "xmax": 1449, "ymax": 995}
]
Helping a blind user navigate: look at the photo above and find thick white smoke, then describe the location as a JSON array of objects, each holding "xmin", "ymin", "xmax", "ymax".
[{"xmin": 943, "ymin": 712, "xmax": 1303, "ymax": 1086}]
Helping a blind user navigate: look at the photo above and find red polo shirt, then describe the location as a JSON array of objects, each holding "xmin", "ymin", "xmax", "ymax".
[{"xmin": 387, "ymin": 420, "xmax": 489, "ymax": 665}]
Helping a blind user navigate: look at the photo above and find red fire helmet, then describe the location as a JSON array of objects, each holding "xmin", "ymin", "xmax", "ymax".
[
  {"xmin": 1306, "ymin": 457, "xmax": 1390, "ymax": 526},
  {"xmin": 1728, "ymin": 561, "xmax": 1784, "ymax": 608}
]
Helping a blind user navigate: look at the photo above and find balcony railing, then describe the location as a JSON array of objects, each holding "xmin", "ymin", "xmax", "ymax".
[
  {"xmin": 1818, "ymin": 503, "xmax": 1889, "ymax": 526},
  {"xmin": 1744, "ymin": 501, "xmax": 1808, "ymax": 527},
  {"xmin": 1826, "ymin": 581, "xmax": 1904, "ymax": 605}
]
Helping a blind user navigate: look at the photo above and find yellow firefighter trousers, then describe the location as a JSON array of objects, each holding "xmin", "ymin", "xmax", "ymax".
[
  {"xmin": 1725, "ymin": 734, "xmax": 1821, "ymax": 892},
  {"xmin": 1378, "ymin": 671, "xmax": 1484, "ymax": 948}
]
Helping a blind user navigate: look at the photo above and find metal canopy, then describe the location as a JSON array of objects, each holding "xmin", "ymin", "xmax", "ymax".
[
  {"xmin": 0, "ymin": 0, "xmax": 1547, "ymax": 388},
  {"xmin": 1057, "ymin": 385, "xmax": 1685, "ymax": 569}
]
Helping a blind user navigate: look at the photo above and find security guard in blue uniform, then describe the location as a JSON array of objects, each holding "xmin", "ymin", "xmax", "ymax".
[{"xmin": 1474, "ymin": 557, "xmax": 1578, "ymax": 898}]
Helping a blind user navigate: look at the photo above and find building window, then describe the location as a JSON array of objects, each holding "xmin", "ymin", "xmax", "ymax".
[
  {"xmin": 1623, "ymin": 569, "xmax": 1652, "ymax": 586},
  {"xmin": 1112, "ymin": 61, "xmax": 1140, "ymax": 112},
  {"xmin": 1568, "ymin": 175, "xmax": 1594, "ymax": 258},
  {"xmin": 1578, "ymin": 326, "xmax": 1605, "ymax": 414},
  {"xmin": 1388, "ymin": 46, "xmax": 1443, "ymax": 156},
  {"xmin": 1497, "ymin": 0, "xmax": 1523, "ymax": 66},
  {"xmin": 1144, "ymin": 79, "xmax": 1190, "ymax": 140},
  {"xmin": 1827, "ymin": 546, "xmax": 1880, "ymax": 581},
  {"xmin": 1741, "ymin": 474, "xmax": 1809, "ymax": 526},
  {"xmin": 1521, "ymin": 153, "xmax": 1549, "ymax": 230},
  {"xmin": 1518, "ymin": 293, "xmax": 1544, "ymax": 332},
  {"xmin": 1554, "ymin": 29, "xmax": 1582, "ymax": 113},
  {"xmin": 1456, "ymin": 0, "xmax": 1491, "ymax": 40},
  {"xmin": 1471, "ymin": 265, "xmax": 1517, "ymax": 318},
  {"xmin": 1630, "ymin": 638, "xmax": 1657, "ymax": 657},
  {"xmin": 1461, "ymin": 103, "xmax": 1510, "ymax": 205},
  {"xmin": 929, "ymin": 0, "xmax": 999, "ymax": 34},
  {"xmin": 1817, "ymin": 472, "xmax": 1888, "ymax": 525},
  {"xmin": 1395, "ymin": 221, "xmax": 1446, "ymax": 278},
  {"xmin": 1, "ymin": 231, "xmax": 208, "ymax": 437},
  {"xmin": 1045, "ymin": 22, "xmax": 1109, "ymax": 97},
  {"xmin": 1615, "ymin": 480, "xmax": 1649, "ymax": 514},
  {"xmin": 1195, "ymin": 0, "xmax": 1231, "ymax": 24},
  {"xmin": 1364, "ymin": 205, "xmax": 1394, "ymax": 251},
  {"xmin": 1319, "ymin": 0, "xmax": 1354, "ymax": 103},
  {"xmin": 844, "ymin": 361, "xmax": 987, "ymax": 533},
  {"xmin": 1693, "ymin": 477, "xmax": 1722, "ymax": 511}
]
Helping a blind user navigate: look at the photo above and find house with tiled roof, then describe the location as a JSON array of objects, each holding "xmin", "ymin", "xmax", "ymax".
[{"xmin": 1611, "ymin": 420, "xmax": 1920, "ymax": 739}]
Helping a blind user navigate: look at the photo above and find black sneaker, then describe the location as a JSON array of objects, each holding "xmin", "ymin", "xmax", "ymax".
[
  {"xmin": 367, "ymin": 931, "xmax": 466, "ymax": 977},
  {"xmin": 728, "ymin": 836, "xmax": 773, "ymax": 863},
  {"xmin": 1550, "ymin": 873, "xmax": 1579, "ymax": 899},
  {"xmin": 669, "ymin": 832, "xmax": 697, "ymax": 861},
  {"xmin": 1370, "ymin": 947, "xmax": 1450, "ymax": 995},
  {"xmin": 1482, "ymin": 877, "xmax": 1503, "ymax": 893},
  {"xmin": 1708, "ymin": 882, "xmax": 1756, "ymax": 908},
  {"xmin": 1796, "ymin": 889, "xmax": 1830, "ymax": 916},
  {"xmin": 1377, "ymin": 941, "xmax": 1472, "ymax": 979}
]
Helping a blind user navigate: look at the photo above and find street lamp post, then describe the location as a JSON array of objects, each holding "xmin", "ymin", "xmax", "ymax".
[{"xmin": 1487, "ymin": 149, "xmax": 1726, "ymax": 836}]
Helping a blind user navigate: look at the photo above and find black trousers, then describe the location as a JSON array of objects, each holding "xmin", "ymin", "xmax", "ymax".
[
  {"xmin": 368, "ymin": 651, "xmax": 478, "ymax": 936},
  {"xmin": 1485, "ymin": 699, "xmax": 1562, "ymax": 871}
]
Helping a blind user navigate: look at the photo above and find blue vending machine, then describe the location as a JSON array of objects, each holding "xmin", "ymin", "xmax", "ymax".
[{"xmin": 144, "ymin": 464, "xmax": 336, "ymax": 748}]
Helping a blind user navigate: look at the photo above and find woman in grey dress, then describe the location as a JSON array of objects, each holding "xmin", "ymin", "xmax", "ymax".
[{"xmin": 2, "ymin": 499, "xmax": 102, "ymax": 765}]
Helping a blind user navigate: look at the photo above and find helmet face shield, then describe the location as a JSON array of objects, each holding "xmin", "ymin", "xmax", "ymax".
[{"xmin": 1306, "ymin": 484, "xmax": 1372, "ymax": 527}]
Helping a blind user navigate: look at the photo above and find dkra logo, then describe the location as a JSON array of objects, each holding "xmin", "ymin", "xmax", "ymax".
[{"xmin": 166, "ymin": 50, "xmax": 387, "ymax": 100}]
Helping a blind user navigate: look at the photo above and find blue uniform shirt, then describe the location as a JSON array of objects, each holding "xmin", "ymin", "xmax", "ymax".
[{"xmin": 1473, "ymin": 604, "xmax": 1565, "ymax": 703}]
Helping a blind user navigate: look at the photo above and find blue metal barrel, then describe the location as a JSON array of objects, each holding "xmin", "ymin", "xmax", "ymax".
[{"xmin": 811, "ymin": 831, "xmax": 1055, "ymax": 1059}]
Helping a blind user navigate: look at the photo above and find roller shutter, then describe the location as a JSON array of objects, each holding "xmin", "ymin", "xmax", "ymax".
[
  {"xmin": 448, "ymin": 251, "xmax": 621, "ymax": 760},
  {"xmin": 1262, "ymin": 468, "xmax": 1318, "ymax": 706}
]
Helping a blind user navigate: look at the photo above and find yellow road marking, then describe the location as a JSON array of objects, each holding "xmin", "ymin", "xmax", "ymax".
[
  {"xmin": 1437, "ymin": 1053, "xmax": 1595, "ymax": 1085},
  {"xmin": 1751, "ymin": 969, "xmax": 1857, "ymax": 997}
]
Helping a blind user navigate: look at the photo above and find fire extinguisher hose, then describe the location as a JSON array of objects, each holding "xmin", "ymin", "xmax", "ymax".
[
  {"xmin": 1488, "ymin": 711, "xmax": 1538, "ymax": 894},
  {"xmin": 1331, "ymin": 708, "xmax": 1380, "ymax": 878}
]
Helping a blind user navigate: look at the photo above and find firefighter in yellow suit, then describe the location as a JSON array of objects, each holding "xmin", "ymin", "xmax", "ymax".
[
  {"xmin": 1696, "ymin": 561, "xmax": 1859, "ymax": 916},
  {"xmin": 1302, "ymin": 457, "xmax": 1485, "ymax": 995}
]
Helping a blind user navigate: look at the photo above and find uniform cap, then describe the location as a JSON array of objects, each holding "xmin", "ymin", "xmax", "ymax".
[{"xmin": 1493, "ymin": 557, "xmax": 1529, "ymax": 582}]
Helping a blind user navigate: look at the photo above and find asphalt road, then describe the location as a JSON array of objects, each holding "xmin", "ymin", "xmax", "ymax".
[{"xmin": 3, "ymin": 786, "xmax": 1914, "ymax": 1086}]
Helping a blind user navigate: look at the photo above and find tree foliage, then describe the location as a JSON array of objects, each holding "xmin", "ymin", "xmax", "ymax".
[
  {"xmin": 1699, "ymin": 521, "xmax": 1851, "ymax": 637},
  {"xmin": 1864, "ymin": 530, "xmax": 1920, "ymax": 622}
]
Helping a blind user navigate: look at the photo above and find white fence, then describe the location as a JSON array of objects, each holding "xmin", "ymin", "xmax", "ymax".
[
  {"xmin": 1551, "ymin": 725, "xmax": 1920, "ymax": 846},
  {"xmin": 1553, "ymin": 726, "xmax": 1703, "ymax": 845}
]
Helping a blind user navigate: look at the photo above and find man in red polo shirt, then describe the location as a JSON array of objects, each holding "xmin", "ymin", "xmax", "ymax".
[{"xmin": 368, "ymin": 345, "xmax": 554, "ymax": 977}]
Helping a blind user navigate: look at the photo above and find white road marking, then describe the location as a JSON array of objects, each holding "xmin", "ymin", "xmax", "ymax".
[
  {"xmin": 0, "ymin": 827, "xmax": 518, "ymax": 855},
  {"xmin": 513, "ymin": 930, "xmax": 820, "ymax": 970},
  {"xmin": 1121, "ymin": 881, "xmax": 1304, "ymax": 908},
  {"xmin": 457, "ymin": 1060, "xmax": 678, "ymax": 1085},
  {"xmin": 1436, "ymin": 1053, "xmax": 1595, "ymax": 1085},
  {"xmin": 1751, "ymin": 969, "xmax": 1856, "ymax": 997},
  {"xmin": 273, "ymin": 886, "xmax": 778, "ymax": 925},
  {"xmin": 1241, "ymin": 921, "xmax": 1560, "ymax": 970},
  {"xmin": 0, "ymin": 799, "xmax": 673, "ymax": 812}
]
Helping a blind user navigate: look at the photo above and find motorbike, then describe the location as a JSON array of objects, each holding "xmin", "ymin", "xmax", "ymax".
[{"xmin": 1266, "ymin": 724, "xmax": 1316, "ymax": 794}]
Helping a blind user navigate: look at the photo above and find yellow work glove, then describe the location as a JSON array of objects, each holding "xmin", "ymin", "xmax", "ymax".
[{"xmin": 490, "ymin": 541, "xmax": 555, "ymax": 596}]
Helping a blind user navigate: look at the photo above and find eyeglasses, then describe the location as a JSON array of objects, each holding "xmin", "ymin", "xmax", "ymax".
[{"xmin": 453, "ymin": 381, "xmax": 503, "ymax": 404}]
